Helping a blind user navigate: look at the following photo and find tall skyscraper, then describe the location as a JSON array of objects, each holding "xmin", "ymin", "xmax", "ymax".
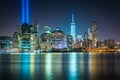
[
  {"xmin": 92, "ymin": 21, "xmax": 98, "ymax": 47},
  {"xmin": 30, "ymin": 22, "xmax": 40, "ymax": 50},
  {"xmin": 11, "ymin": 26, "xmax": 21, "ymax": 50},
  {"xmin": 22, "ymin": 0, "xmax": 29, "ymax": 23},
  {"xmin": 21, "ymin": 23, "xmax": 30, "ymax": 51},
  {"xmin": 88, "ymin": 28, "xmax": 91, "ymax": 39},
  {"xmin": 71, "ymin": 14, "xmax": 76, "ymax": 43}
]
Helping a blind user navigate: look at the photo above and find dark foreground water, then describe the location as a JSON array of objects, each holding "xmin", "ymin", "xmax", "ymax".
[{"xmin": 0, "ymin": 52, "xmax": 120, "ymax": 80}]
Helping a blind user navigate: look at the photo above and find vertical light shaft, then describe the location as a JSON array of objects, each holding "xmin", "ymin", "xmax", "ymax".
[
  {"xmin": 22, "ymin": 0, "xmax": 29, "ymax": 24},
  {"xmin": 26, "ymin": 0, "xmax": 29, "ymax": 23},
  {"xmin": 22, "ymin": 0, "xmax": 25, "ymax": 23}
]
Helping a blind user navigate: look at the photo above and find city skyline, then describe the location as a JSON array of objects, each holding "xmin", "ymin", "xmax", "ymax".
[{"xmin": 0, "ymin": 0, "xmax": 120, "ymax": 41}]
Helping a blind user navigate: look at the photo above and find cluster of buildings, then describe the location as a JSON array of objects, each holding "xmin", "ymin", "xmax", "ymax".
[
  {"xmin": 0, "ymin": 14, "xmax": 120, "ymax": 52},
  {"xmin": 1, "ymin": 0, "xmax": 119, "ymax": 52},
  {"xmin": 0, "ymin": 22, "xmax": 40, "ymax": 52},
  {"xmin": 75, "ymin": 21, "xmax": 117, "ymax": 51}
]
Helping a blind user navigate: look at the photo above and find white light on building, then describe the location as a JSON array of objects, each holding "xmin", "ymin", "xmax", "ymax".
[{"xmin": 71, "ymin": 14, "xmax": 76, "ymax": 43}]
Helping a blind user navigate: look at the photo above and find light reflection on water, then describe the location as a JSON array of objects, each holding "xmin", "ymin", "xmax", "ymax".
[
  {"xmin": 0, "ymin": 52, "xmax": 120, "ymax": 80},
  {"xmin": 21, "ymin": 53, "xmax": 30, "ymax": 80},
  {"xmin": 69, "ymin": 53, "xmax": 77, "ymax": 80},
  {"xmin": 45, "ymin": 53, "xmax": 52, "ymax": 80}
]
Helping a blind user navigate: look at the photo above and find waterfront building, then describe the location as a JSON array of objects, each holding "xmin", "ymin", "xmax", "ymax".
[
  {"xmin": 21, "ymin": 23, "xmax": 31, "ymax": 51},
  {"xmin": 87, "ymin": 39, "xmax": 92, "ymax": 48},
  {"xmin": 11, "ymin": 26, "xmax": 21, "ymax": 50},
  {"xmin": 40, "ymin": 25, "xmax": 51, "ymax": 43},
  {"xmin": 87, "ymin": 28, "xmax": 93, "ymax": 41},
  {"xmin": 108, "ymin": 39, "xmax": 115, "ymax": 48},
  {"xmin": 87, "ymin": 28, "xmax": 93, "ymax": 48},
  {"xmin": 67, "ymin": 35, "xmax": 73, "ymax": 49},
  {"xmin": 117, "ymin": 41, "xmax": 120, "ymax": 49},
  {"xmin": 104, "ymin": 40, "xmax": 109, "ymax": 48},
  {"xmin": 97, "ymin": 41, "xmax": 102, "ymax": 48},
  {"xmin": 51, "ymin": 29, "xmax": 65, "ymax": 49},
  {"xmin": 82, "ymin": 41, "xmax": 87, "ymax": 51},
  {"xmin": 92, "ymin": 21, "xmax": 98, "ymax": 48},
  {"xmin": 30, "ymin": 22, "xmax": 40, "ymax": 50},
  {"xmin": 87, "ymin": 28, "xmax": 91, "ymax": 40},
  {"xmin": 40, "ymin": 26, "xmax": 72, "ymax": 51},
  {"xmin": 104, "ymin": 39, "xmax": 115, "ymax": 49},
  {"xmin": 0, "ymin": 36, "xmax": 11, "ymax": 50},
  {"xmin": 76, "ymin": 35, "xmax": 83, "ymax": 48},
  {"xmin": 82, "ymin": 32, "xmax": 88, "ymax": 49},
  {"xmin": 71, "ymin": 14, "xmax": 76, "ymax": 43},
  {"xmin": 40, "ymin": 33, "xmax": 51, "ymax": 51},
  {"xmin": 83, "ymin": 32, "xmax": 88, "ymax": 41},
  {"xmin": 81, "ymin": 21, "xmax": 98, "ymax": 49},
  {"xmin": 41, "ymin": 33, "xmax": 51, "ymax": 43},
  {"xmin": 40, "ymin": 25, "xmax": 52, "ymax": 51},
  {"xmin": 101, "ymin": 42, "xmax": 105, "ymax": 48}
]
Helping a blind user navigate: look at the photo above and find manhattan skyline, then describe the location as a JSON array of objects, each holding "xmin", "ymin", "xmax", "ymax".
[{"xmin": 0, "ymin": 0, "xmax": 120, "ymax": 41}]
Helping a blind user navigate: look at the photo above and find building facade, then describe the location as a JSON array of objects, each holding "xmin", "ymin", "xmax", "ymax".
[
  {"xmin": 21, "ymin": 23, "xmax": 31, "ymax": 51},
  {"xmin": 11, "ymin": 26, "xmax": 21, "ymax": 50},
  {"xmin": 71, "ymin": 14, "xmax": 76, "ymax": 43},
  {"xmin": 0, "ymin": 36, "xmax": 11, "ymax": 50}
]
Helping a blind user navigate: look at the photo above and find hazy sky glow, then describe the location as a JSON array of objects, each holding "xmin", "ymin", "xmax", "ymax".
[{"xmin": 0, "ymin": 0, "xmax": 120, "ymax": 41}]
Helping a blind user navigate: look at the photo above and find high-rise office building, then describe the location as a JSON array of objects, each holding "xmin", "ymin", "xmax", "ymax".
[
  {"xmin": 0, "ymin": 36, "xmax": 11, "ymax": 50},
  {"xmin": 21, "ymin": 22, "xmax": 40, "ymax": 51},
  {"xmin": 11, "ymin": 26, "xmax": 21, "ymax": 50},
  {"xmin": 51, "ymin": 29, "xmax": 65, "ymax": 49},
  {"xmin": 40, "ymin": 25, "xmax": 52, "ymax": 51},
  {"xmin": 21, "ymin": 0, "xmax": 31, "ymax": 51},
  {"xmin": 71, "ymin": 14, "xmax": 76, "ymax": 43},
  {"xmin": 87, "ymin": 28, "xmax": 91, "ymax": 40},
  {"xmin": 67, "ymin": 35, "xmax": 73, "ymax": 49},
  {"xmin": 92, "ymin": 21, "xmax": 98, "ymax": 47},
  {"xmin": 21, "ymin": 23, "xmax": 30, "ymax": 51}
]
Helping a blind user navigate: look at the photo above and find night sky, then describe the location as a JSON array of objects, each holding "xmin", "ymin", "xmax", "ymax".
[{"xmin": 0, "ymin": 0, "xmax": 120, "ymax": 41}]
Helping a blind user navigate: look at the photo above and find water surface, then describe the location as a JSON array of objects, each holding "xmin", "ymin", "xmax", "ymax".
[{"xmin": 0, "ymin": 52, "xmax": 120, "ymax": 80}]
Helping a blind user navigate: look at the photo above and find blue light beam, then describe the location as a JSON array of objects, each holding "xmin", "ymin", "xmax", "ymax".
[
  {"xmin": 26, "ymin": 0, "xmax": 29, "ymax": 23},
  {"xmin": 22, "ymin": 0, "xmax": 29, "ymax": 24},
  {"xmin": 22, "ymin": 0, "xmax": 25, "ymax": 23}
]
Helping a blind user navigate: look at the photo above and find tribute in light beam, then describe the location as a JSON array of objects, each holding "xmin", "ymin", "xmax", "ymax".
[{"xmin": 22, "ymin": 0, "xmax": 29, "ymax": 24}]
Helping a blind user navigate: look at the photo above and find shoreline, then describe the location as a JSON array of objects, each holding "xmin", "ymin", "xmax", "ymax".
[{"xmin": 0, "ymin": 48, "xmax": 120, "ymax": 54}]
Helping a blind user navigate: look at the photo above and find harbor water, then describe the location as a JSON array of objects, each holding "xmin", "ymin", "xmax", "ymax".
[{"xmin": 0, "ymin": 52, "xmax": 120, "ymax": 80}]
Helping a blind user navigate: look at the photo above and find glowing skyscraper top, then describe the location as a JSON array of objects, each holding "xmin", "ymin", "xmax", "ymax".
[
  {"xmin": 71, "ymin": 14, "xmax": 76, "ymax": 42},
  {"xmin": 22, "ymin": 0, "xmax": 29, "ymax": 24},
  {"xmin": 72, "ymin": 14, "xmax": 74, "ymax": 23}
]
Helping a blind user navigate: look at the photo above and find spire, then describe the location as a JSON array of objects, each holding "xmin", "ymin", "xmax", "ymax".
[{"xmin": 72, "ymin": 14, "xmax": 74, "ymax": 23}]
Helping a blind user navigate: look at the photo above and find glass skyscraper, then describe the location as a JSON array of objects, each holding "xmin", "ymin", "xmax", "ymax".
[{"xmin": 71, "ymin": 14, "xmax": 76, "ymax": 43}]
